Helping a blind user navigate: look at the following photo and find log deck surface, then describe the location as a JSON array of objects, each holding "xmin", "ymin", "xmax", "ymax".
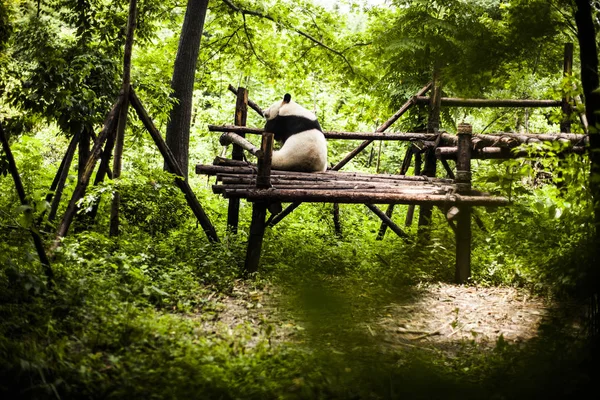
[{"xmin": 196, "ymin": 159, "xmax": 509, "ymax": 207}]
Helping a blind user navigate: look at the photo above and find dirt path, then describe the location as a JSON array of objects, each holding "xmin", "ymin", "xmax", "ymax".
[{"xmin": 196, "ymin": 281, "xmax": 583, "ymax": 354}]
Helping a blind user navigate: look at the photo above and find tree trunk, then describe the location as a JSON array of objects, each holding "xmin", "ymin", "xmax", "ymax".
[
  {"xmin": 574, "ymin": 0, "xmax": 600, "ymax": 357},
  {"xmin": 165, "ymin": 0, "xmax": 209, "ymax": 180}
]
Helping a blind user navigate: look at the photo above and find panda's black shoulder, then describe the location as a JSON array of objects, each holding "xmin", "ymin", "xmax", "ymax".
[{"xmin": 265, "ymin": 115, "xmax": 322, "ymax": 143}]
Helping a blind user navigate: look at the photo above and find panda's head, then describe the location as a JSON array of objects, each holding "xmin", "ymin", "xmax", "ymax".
[{"xmin": 263, "ymin": 93, "xmax": 317, "ymax": 122}]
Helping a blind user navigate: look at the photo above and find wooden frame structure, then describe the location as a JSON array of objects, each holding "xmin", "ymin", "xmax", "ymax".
[{"xmin": 197, "ymin": 43, "xmax": 587, "ymax": 282}]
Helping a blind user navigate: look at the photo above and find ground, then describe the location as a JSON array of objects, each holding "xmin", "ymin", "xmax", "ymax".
[{"xmin": 195, "ymin": 281, "xmax": 585, "ymax": 355}]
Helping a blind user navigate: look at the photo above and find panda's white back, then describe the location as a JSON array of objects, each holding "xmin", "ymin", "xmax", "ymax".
[
  {"xmin": 271, "ymin": 129, "xmax": 327, "ymax": 172},
  {"xmin": 264, "ymin": 94, "xmax": 328, "ymax": 172}
]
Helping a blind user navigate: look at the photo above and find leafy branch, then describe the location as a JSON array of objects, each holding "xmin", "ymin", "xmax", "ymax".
[{"xmin": 221, "ymin": 0, "xmax": 356, "ymax": 73}]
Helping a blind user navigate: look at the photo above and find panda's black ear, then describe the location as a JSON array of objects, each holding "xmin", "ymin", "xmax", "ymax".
[{"xmin": 283, "ymin": 93, "xmax": 291, "ymax": 103}]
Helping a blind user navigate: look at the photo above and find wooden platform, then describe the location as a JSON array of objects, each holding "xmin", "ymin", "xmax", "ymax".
[
  {"xmin": 196, "ymin": 124, "xmax": 509, "ymax": 282},
  {"xmin": 197, "ymin": 160, "xmax": 508, "ymax": 207}
]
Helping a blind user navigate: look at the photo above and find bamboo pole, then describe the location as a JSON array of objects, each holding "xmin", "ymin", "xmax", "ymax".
[
  {"xmin": 0, "ymin": 123, "xmax": 53, "ymax": 284},
  {"xmin": 81, "ymin": 121, "xmax": 118, "ymax": 227},
  {"xmin": 109, "ymin": 0, "xmax": 137, "ymax": 237},
  {"xmin": 227, "ymin": 87, "xmax": 249, "ymax": 233},
  {"xmin": 129, "ymin": 88, "xmax": 219, "ymax": 242}
]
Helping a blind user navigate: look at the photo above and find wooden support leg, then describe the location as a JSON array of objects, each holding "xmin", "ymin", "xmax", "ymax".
[
  {"xmin": 244, "ymin": 202, "xmax": 268, "ymax": 273},
  {"xmin": 227, "ymin": 87, "xmax": 248, "ymax": 234},
  {"xmin": 455, "ymin": 205, "xmax": 471, "ymax": 283},
  {"xmin": 377, "ymin": 145, "xmax": 413, "ymax": 240},
  {"xmin": 454, "ymin": 123, "xmax": 473, "ymax": 283},
  {"xmin": 333, "ymin": 202, "xmax": 342, "ymax": 237}
]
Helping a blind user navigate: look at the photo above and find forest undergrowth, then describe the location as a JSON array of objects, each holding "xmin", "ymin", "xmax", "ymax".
[{"xmin": 1, "ymin": 134, "xmax": 598, "ymax": 399}]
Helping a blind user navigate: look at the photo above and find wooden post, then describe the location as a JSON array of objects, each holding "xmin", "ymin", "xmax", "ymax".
[
  {"xmin": 109, "ymin": 0, "xmax": 137, "ymax": 237},
  {"xmin": 455, "ymin": 123, "xmax": 472, "ymax": 284},
  {"xmin": 228, "ymin": 87, "xmax": 248, "ymax": 233},
  {"xmin": 418, "ymin": 68, "xmax": 442, "ymax": 238},
  {"xmin": 244, "ymin": 132, "xmax": 273, "ymax": 273},
  {"xmin": 561, "ymin": 43, "xmax": 574, "ymax": 133},
  {"xmin": 0, "ymin": 123, "xmax": 53, "ymax": 284}
]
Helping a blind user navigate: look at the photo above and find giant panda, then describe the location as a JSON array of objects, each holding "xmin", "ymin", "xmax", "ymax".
[{"xmin": 263, "ymin": 93, "xmax": 328, "ymax": 172}]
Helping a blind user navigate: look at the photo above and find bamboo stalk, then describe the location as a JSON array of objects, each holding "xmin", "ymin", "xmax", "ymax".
[{"xmin": 220, "ymin": 132, "xmax": 261, "ymax": 156}]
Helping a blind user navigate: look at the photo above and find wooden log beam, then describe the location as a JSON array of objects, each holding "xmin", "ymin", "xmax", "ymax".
[
  {"xmin": 209, "ymin": 125, "xmax": 589, "ymax": 147},
  {"xmin": 0, "ymin": 123, "xmax": 53, "ymax": 284},
  {"xmin": 436, "ymin": 146, "xmax": 587, "ymax": 160},
  {"xmin": 218, "ymin": 174, "xmax": 453, "ymax": 186},
  {"xmin": 129, "ymin": 88, "xmax": 219, "ymax": 243},
  {"xmin": 257, "ymin": 132, "xmax": 273, "ymax": 188},
  {"xmin": 220, "ymin": 132, "xmax": 261, "ymax": 157},
  {"xmin": 333, "ymin": 81, "xmax": 432, "ymax": 171},
  {"xmin": 365, "ymin": 204, "xmax": 411, "ymax": 241},
  {"xmin": 414, "ymin": 96, "xmax": 563, "ymax": 108},
  {"xmin": 221, "ymin": 188, "xmax": 509, "ymax": 206}
]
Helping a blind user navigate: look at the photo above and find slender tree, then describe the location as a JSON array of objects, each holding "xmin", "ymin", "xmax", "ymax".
[{"xmin": 165, "ymin": 0, "xmax": 209, "ymax": 180}]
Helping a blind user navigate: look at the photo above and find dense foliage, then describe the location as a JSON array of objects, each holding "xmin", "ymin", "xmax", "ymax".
[{"xmin": 1, "ymin": 0, "xmax": 599, "ymax": 398}]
